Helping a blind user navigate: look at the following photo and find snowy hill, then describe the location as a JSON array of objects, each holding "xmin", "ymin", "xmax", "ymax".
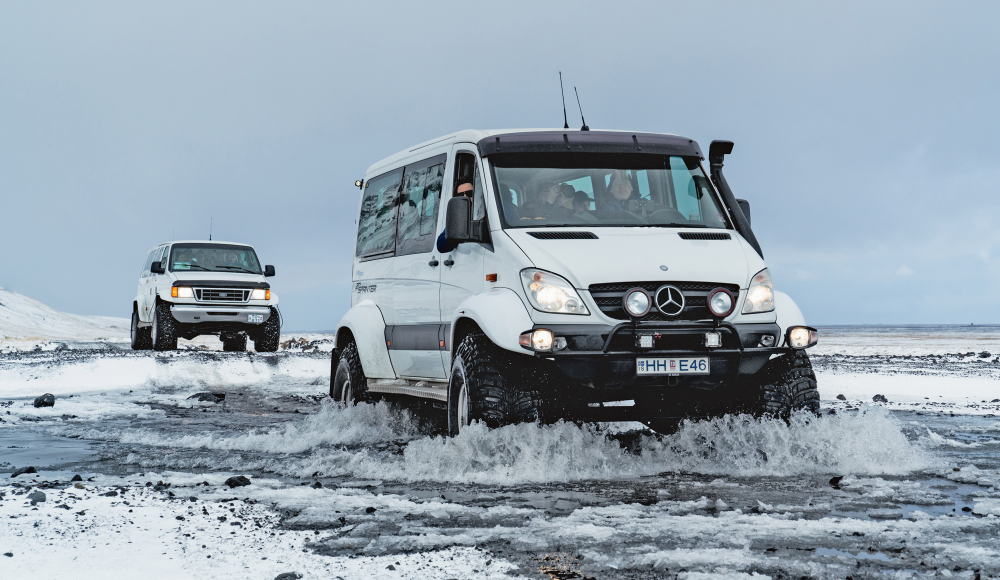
[{"xmin": 0, "ymin": 287, "xmax": 129, "ymax": 341}]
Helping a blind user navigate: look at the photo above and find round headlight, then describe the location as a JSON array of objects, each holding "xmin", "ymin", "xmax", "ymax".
[
  {"xmin": 623, "ymin": 288, "xmax": 651, "ymax": 318},
  {"xmin": 707, "ymin": 288, "xmax": 735, "ymax": 317},
  {"xmin": 787, "ymin": 326, "xmax": 818, "ymax": 349}
]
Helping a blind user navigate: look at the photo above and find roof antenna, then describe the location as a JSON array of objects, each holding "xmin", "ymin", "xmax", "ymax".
[
  {"xmin": 209, "ymin": 217, "xmax": 212, "ymax": 241},
  {"xmin": 574, "ymin": 86, "xmax": 590, "ymax": 131},
  {"xmin": 559, "ymin": 72, "xmax": 569, "ymax": 129}
]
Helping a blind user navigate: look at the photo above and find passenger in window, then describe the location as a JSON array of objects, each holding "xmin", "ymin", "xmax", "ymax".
[
  {"xmin": 600, "ymin": 170, "xmax": 635, "ymax": 213},
  {"xmin": 436, "ymin": 176, "xmax": 476, "ymax": 253},
  {"xmin": 572, "ymin": 191, "xmax": 592, "ymax": 213},
  {"xmin": 525, "ymin": 183, "xmax": 575, "ymax": 219}
]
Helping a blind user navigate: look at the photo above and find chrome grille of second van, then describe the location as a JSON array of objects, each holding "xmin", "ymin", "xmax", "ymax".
[
  {"xmin": 195, "ymin": 288, "xmax": 251, "ymax": 302},
  {"xmin": 589, "ymin": 281, "xmax": 741, "ymax": 322}
]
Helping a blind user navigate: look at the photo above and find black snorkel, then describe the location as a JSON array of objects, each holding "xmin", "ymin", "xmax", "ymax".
[{"xmin": 709, "ymin": 140, "xmax": 764, "ymax": 259}]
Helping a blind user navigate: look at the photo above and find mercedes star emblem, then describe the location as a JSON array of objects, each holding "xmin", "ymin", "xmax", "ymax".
[{"xmin": 654, "ymin": 285, "xmax": 685, "ymax": 317}]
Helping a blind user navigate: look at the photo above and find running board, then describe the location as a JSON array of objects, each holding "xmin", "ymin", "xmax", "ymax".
[{"xmin": 367, "ymin": 378, "xmax": 448, "ymax": 402}]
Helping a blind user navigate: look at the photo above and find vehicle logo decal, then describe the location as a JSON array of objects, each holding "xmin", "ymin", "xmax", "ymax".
[
  {"xmin": 654, "ymin": 285, "xmax": 685, "ymax": 317},
  {"xmin": 659, "ymin": 265, "xmax": 668, "ymax": 271},
  {"xmin": 220, "ymin": 293, "xmax": 228, "ymax": 297}
]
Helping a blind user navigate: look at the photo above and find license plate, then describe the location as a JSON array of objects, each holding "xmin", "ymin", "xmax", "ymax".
[
  {"xmin": 636, "ymin": 357, "xmax": 709, "ymax": 376},
  {"xmin": 247, "ymin": 314, "xmax": 264, "ymax": 323}
]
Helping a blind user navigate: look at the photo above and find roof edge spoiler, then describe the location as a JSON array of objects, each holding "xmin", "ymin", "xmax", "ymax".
[{"xmin": 709, "ymin": 140, "xmax": 763, "ymax": 259}]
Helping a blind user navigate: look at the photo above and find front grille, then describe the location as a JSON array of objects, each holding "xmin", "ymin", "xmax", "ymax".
[
  {"xmin": 527, "ymin": 231, "xmax": 599, "ymax": 240},
  {"xmin": 588, "ymin": 281, "xmax": 741, "ymax": 321},
  {"xmin": 195, "ymin": 288, "xmax": 250, "ymax": 302}
]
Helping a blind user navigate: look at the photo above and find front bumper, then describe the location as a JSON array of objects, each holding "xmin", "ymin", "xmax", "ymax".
[
  {"xmin": 169, "ymin": 305, "xmax": 271, "ymax": 325},
  {"xmin": 528, "ymin": 322, "xmax": 788, "ymax": 391}
]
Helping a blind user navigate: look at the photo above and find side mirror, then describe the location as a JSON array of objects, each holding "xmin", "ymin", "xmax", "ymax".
[
  {"xmin": 264, "ymin": 265, "xmax": 275, "ymax": 277},
  {"xmin": 445, "ymin": 196, "xmax": 473, "ymax": 244},
  {"xmin": 150, "ymin": 261, "xmax": 165, "ymax": 274},
  {"xmin": 736, "ymin": 199, "xmax": 751, "ymax": 227}
]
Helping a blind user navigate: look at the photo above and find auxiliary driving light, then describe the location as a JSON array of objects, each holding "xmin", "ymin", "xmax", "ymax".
[
  {"xmin": 519, "ymin": 329, "xmax": 567, "ymax": 352},
  {"xmin": 171, "ymin": 287, "xmax": 193, "ymax": 298},
  {"xmin": 707, "ymin": 288, "xmax": 735, "ymax": 318},
  {"xmin": 704, "ymin": 332, "xmax": 722, "ymax": 348},
  {"xmin": 786, "ymin": 326, "xmax": 818, "ymax": 349},
  {"xmin": 623, "ymin": 288, "xmax": 651, "ymax": 318}
]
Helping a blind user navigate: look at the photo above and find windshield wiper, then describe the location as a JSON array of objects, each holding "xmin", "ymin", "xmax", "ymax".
[
  {"xmin": 215, "ymin": 265, "xmax": 259, "ymax": 274},
  {"xmin": 176, "ymin": 264, "xmax": 212, "ymax": 271}
]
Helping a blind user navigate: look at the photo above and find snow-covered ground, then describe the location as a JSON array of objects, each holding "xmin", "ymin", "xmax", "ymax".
[
  {"xmin": 2, "ymin": 320, "xmax": 1000, "ymax": 578},
  {"xmin": 0, "ymin": 287, "xmax": 130, "ymax": 343}
]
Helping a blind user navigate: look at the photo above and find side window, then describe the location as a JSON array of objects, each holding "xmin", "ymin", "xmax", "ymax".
[
  {"xmin": 356, "ymin": 168, "xmax": 403, "ymax": 258},
  {"xmin": 154, "ymin": 246, "xmax": 167, "ymax": 267},
  {"xmin": 454, "ymin": 152, "xmax": 486, "ymax": 220},
  {"xmin": 141, "ymin": 249, "xmax": 156, "ymax": 277},
  {"xmin": 396, "ymin": 153, "xmax": 446, "ymax": 256}
]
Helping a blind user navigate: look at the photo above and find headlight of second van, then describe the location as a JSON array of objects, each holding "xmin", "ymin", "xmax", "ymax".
[
  {"xmin": 742, "ymin": 268, "xmax": 774, "ymax": 314},
  {"xmin": 520, "ymin": 269, "xmax": 589, "ymax": 315}
]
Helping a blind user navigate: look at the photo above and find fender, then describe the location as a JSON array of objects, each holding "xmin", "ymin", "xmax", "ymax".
[
  {"xmin": 334, "ymin": 299, "xmax": 396, "ymax": 379},
  {"xmin": 449, "ymin": 288, "xmax": 534, "ymax": 356},
  {"xmin": 773, "ymin": 290, "xmax": 807, "ymax": 347}
]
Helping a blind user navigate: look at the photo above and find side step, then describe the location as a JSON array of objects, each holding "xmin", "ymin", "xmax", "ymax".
[{"xmin": 367, "ymin": 378, "xmax": 448, "ymax": 402}]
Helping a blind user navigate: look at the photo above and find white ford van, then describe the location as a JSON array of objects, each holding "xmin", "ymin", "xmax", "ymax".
[
  {"xmin": 333, "ymin": 130, "xmax": 818, "ymax": 435},
  {"xmin": 131, "ymin": 240, "xmax": 281, "ymax": 352}
]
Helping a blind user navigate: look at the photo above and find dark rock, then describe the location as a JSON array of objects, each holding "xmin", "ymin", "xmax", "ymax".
[
  {"xmin": 992, "ymin": 399, "xmax": 1000, "ymax": 403},
  {"xmin": 225, "ymin": 475, "xmax": 251, "ymax": 488},
  {"xmin": 387, "ymin": 564, "xmax": 396, "ymax": 570},
  {"xmin": 11, "ymin": 466, "xmax": 37, "ymax": 478},
  {"xmin": 176, "ymin": 515, "xmax": 185, "ymax": 521},
  {"xmin": 3, "ymin": 552, "xmax": 11, "ymax": 557},
  {"xmin": 101, "ymin": 491, "xmax": 118, "ymax": 497},
  {"xmin": 365, "ymin": 506, "xmax": 376, "ymax": 514},
  {"xmin": 33, "ymin": 394, "xmax": 55, "ymax": 408},
  {"xmin": 70, "ymin": 474, "xmax": 83, "ymax": 482},
  {"xmin": 979, "ymin": 352, "xmax": 991, "ymax": 358},
  {"xmin": 187, "ymin": 392, "xmax": 225, "ymax": 403},
  {"xmin": 872, "ymin": 394, "xmax": 889, "ymax": 403},
  {"xmin": 218, "ymin": 516, "xmax": 227, "ymax": 522},
  {"xmin": 312, "ymin": 482, "xmax": 322, "ymax": 489},
  {"xmin": 962, "ymin": 506, "xmax": 972, "ymax": 512},
  {"xmin": 274, "ymin": 573, "xmax": 303, "ymax": 580},
  {"xmin": 28, "ymin": 491, "xmax": 46, "ymax": 505},
  {"xmin": 836, "ymin": 394, "xmax": 847, "ymax": 401},
  {"xmin": 829, "ymin": 476, "xmax": 844, "ymax": 486}
]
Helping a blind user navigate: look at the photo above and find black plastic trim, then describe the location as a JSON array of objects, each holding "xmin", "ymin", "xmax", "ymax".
[
  {"xmin": 385, "ymin": 324, "xmax": 451, "ymax": 351},
  {"xmin": 478, "ymin": 131, "xmax": 703, "ymax": 158},
  {"xmin": 171, "ymin": 280, "xmax": 269, "ymax": 289}
]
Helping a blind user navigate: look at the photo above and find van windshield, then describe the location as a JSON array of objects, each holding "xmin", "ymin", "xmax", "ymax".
[
  {"xmin": 168, "ymin": 243, "xmax": 262, "ymax": 274},
  {"xmin": 490, "ymin": 154, "xmax": 731, "ymax": 229}
]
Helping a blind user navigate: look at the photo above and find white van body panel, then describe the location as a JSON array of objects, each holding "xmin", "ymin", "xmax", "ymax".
[
  {"xmin": 335, "ymin": 299, "xmax": 396, "ymax": 379},
  {"xmin": 773, "ymin": 291, "xmax": 806, "ymax": 347},
  {"xmin": 447, "ymin": 288, "xmax": 535, "ymax": 361}
]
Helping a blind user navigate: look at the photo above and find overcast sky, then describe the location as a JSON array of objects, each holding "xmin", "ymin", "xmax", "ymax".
[{"xmin": 2, "ymin": 1, "xmax": 998, "ymax": 329}]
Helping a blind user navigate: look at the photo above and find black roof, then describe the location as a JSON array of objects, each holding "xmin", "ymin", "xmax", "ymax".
[{"xmin": 477, "ymin": 131, "xmax": 703, "ymax": 158}]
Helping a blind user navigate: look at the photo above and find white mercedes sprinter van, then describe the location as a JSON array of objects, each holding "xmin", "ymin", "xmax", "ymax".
[
  {"xmin": 131, "ymin": 240, "xmax": 280, "ymax": 352},
  {"xmin": 333, "ymin": 130, "xmax": 818, "ymax": 434}
]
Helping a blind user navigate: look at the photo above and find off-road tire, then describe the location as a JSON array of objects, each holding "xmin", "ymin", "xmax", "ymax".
[
  {"xmin": 222, "ymin": 333, "xmax": 247, "ymax": 352},
  {"xmin": 750, "ymin": 351, "xmax": 820, "ymax": 419},
  {"xmin": 331, "ymin": 341, "xmax": 368, "ymax": 405},
  {"xmin": 448, "ymin": 331, "xmax": 544, "ymax": 436},
  {"xmin": 151, "ymin": 302, "xmax": 178, "ymax": 351},
  {"xmin": 253, "ymin": 307, "xmax": 281, "ymax": 352},
  {"xmin": 131, "ymin": 310, "xmax": 152, "ymax": 350}
]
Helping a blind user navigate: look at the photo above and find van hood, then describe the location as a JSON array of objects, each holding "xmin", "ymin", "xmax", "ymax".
[
  {"xmin": 169, "ymin": 272, "xmax": 270, "ymax": 286},
  {"xmin": 504, "ymin": 228, "xmax": 759, "ymax": 289}
]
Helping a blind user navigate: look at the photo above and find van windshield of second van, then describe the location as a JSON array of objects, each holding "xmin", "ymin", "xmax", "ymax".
[
  {"xmin": 168, "ymin": 243, "xmax": 262, "ymax": 274},
  {"xmin": 491, "ymin": 154, "xmax": 732, "ymax": 229}
]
